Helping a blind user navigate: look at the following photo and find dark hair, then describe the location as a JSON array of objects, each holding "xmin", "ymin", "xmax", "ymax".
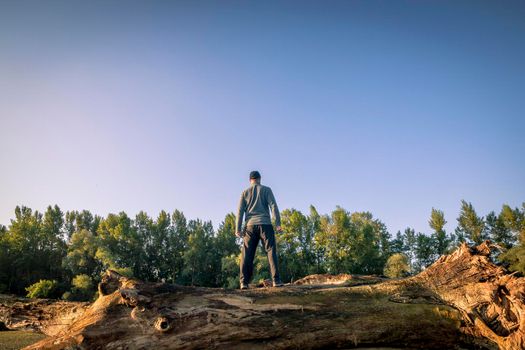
[{"xmin": 249, "ymin": 171, "xmax": 261, "ymax": 179}]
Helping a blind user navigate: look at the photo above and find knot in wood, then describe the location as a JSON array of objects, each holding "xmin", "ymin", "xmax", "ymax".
[
  {"xmin": 154, "ymin": 317, "xmax": 170, "ymax": 332},
  {"xmin": 98, "ymin": 270, "xmax": 123, "ymax": 296}
]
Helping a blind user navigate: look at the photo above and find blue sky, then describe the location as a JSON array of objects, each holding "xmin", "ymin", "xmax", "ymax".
[{"xmin": 1, "ymin": 1, "xmax": 524, "ymax": 235}]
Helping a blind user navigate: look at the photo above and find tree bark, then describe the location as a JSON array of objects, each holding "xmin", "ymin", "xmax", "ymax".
[
  {"xmin": 413, "ymin": 242, "xmax": 525, "ymax": 350},
  {"xmin": 4, "ymin": 241, "xmax": 524, "ymax": 349},
  {"xmin": 0, "ymin": 297, "xmax": 88, "ymax": 337}
]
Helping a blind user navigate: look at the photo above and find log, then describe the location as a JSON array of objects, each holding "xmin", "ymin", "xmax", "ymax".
[
  {"xmin": 414, "ymin": 242, "xmax": 525, "ymax": 350},
  {"xmin": 12, "ymin": 242, "xmax": 525, "ymax": 349},
  {"xmin": 0, "ymin": 297, "xmax": 88, "ymax": 336}
]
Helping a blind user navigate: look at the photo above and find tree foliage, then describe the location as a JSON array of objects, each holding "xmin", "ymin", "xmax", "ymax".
[
  {"xmin": 0, "ymin": 201, "xmax": 523, "ymax": 299},
  {"xmin": 64, "ymin": 274, "xmax": 95, "ymax": 301},
  {"xmin": 499, "ymin": 203, "xmax": 525, "ymax": 274},
  {"xmin": 456, "ymin": 200, "xmax": 486, "ymax": 244},
  {"xmin": 429, "ymin": 208, "xmax": 452, "ymax": 256},
  {"xmin": 26, "ymin": 279, "xmax": 59, "ymax": 299},
  {"xmin": 384, "ymin": 253, "xmax": 410, "ymax": 278}
]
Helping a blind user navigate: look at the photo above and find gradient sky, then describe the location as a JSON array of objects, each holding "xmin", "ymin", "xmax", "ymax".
[{"xmin": 1, "ymin": 1, "xmax": 524, "ymax": 235}]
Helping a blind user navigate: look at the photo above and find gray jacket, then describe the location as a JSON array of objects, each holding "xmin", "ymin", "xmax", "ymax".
[{"xmin": 236, "ymin": 183, "xmax": 281, "ymax": 233}]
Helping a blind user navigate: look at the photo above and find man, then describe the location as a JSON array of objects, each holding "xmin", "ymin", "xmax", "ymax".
[{"xmin": 236, "ymin": 170, "xmax": 283, "ymax": 289}]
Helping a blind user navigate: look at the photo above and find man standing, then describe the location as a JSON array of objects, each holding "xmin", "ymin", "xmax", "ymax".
[{"xmin": 236, "ymin": 171, "xmax": 283, "ymax": 289}]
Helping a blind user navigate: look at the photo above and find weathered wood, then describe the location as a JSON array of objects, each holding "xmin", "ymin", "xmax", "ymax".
[
  {"xmin": 0, "ymin": 297, "xmax": 88, "ymax": 336},
  {"xmin": 414, "ymin": 242, "xmax": 525, "ymax": 350},
  {"xmin": 8, "ymin": 241, "xmax": 525, "ymax": 349}
]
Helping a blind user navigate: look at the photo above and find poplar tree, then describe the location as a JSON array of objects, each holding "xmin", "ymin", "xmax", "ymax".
[
  {"xmin": 456, "ymin": 200, "xmax": 485, "ymax": 244},
  {"xmin": 428, "ymin": 208, "xmax": 451, "ymax": 256}
]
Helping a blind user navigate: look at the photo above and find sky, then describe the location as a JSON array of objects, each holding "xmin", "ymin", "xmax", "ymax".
[{"xmin": 1, "ymin": 0, "xmax": 524, "ymax": 235}]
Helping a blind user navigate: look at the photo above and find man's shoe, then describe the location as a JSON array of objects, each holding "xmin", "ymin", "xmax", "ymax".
[
  {"xmin": 240, "ymin": 284, "xmax": 249, "ymax": 290},
  {"xmin": 272, "ymin": 281, "xmax": 284, "ymax": 287}
]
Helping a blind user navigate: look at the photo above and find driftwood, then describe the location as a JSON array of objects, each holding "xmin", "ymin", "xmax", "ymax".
[{"xmin": 3, "ymin": 241, "xmax": 524, "ymax": 349}]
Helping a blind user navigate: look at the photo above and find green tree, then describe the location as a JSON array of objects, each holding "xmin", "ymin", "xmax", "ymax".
[
  {"xmin": 428, "ymin": 208, "xmax": 451, "ymax": 256},
  {"xmin": 1, "ymin": 206, "xmax": 66, "ymax": 294},
  {"xmin": 169, "ymin": 210, "xmax": 190, "ymax": 283},
  {"xmin": 414, "ymin": 233, "xmax": 434, "ymax": 272},
  {"xmin": 501, "ymin": 243, "xmax": 525, "ymax": 274},
  {"xmin": 348, "ymin": 212, "xmax": 387, "ymax": 274},
  {"xmin": 402, "ymin": 227, "xmax": 417, "ymax": 271},
  {"xmin": 456, "ymin": 200, "xmax": 485, "ymax": 244},
  {"xmin": 313, "ymin": 208, "xmax": 389, "ymax": 275},
  {"xmin": 485, "ymin": 210, "xmax": 513, "ymax": 248},
  {"xmin": 133, "ymin": 211, "xmax": 155, "ymax": 280},
  {"xmin": 6, "ymin": 206, "xmax": 44, "ymax": 294},
  {"xmin": 215, "ymin": 213, "xmax": 239, "ymax": 287},
  {"xmin": 278, "ymin": 209, "xmax": 309, "ymax": 282},
  {"xmin": 314, "ymin": 207, "xmax": 351, "ymax": 274},
  {"xmin": 221, "ymin": 253, "xmax": 240, "ymax": 289},
  {"xmin": 147, "ymin": 211, "xmax": 174, "ymax": 282},
  {"xmin": 41, "ymin": 205, "xmax": 67, "ymax": 281},
  {"xmin": 390, "ymin": 230, "xmax": 404, "ymax": 254},
  {"xmin": 96, "ymin": 212, "xmax": 139, "ymax": 275},
  {"xmin": 252, "ymin": 252, "xmax": 271, "ymax": 283},
  {"xmin": 308, "ymin": 206, "xmax": 326, "ymax": 274},
  {"xmin": 384, "ymin": 253, "xmax": 410, "ymax": 278},
  {"xmin": 499, "ymin": 204, "xmax": 523, "ymax": 244},
  {"xmin": 182, "ymin": 220, "xmax": 218, "ymax": 286},
  {"xmin": 65, "ymin": 274, "xmax": 95, "ymax": 301},
  {"xmin": 63, "ymin": 229, "xmax": 103, "ymax": 280},
  {"xmin": 64, "ymin": 210, "xmax": 101, "ymax": 240},
  {"xmin": 500, "ymin": 203, "xmax": 525, "ymax": 274}
]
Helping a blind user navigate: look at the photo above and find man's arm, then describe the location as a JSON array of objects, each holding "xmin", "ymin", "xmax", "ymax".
[
  {"xmin": 267, "ymin": 188, "xmax": 281, "ymax": 230},
  {"xmin": 235, "ymin": 192, "xmax": 246, "ymax": 235}
]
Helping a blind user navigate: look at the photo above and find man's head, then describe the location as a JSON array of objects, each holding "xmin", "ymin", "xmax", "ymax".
[{"xmin": 249, "ymin": 170, "xmax": 261, "ymax": 184}]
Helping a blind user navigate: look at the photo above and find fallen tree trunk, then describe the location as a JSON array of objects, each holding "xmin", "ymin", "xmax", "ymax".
[
  {"xmin": 0, "ymin": 297, "xmax": 88, "ymax": 336},
  {"xmin": 414, "ymin": 242, "xmax": 525, "ymax": 350},
  {"xmin": 14, "ymin": 242, "xmax": 525, "ymax": 349}
]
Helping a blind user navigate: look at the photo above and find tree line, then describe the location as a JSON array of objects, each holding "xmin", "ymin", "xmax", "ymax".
[{"xmin": 0, "ymin": 200, "xmax": 523, "ymax": 300}]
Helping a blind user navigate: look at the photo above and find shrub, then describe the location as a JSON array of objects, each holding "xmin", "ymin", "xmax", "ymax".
[
  {"xmin": 384, "ymin": 253, "xmax": 411, "ymax": 278},
  {"xmin": 66, "ymin": 274, "xmax": 95, "ymax": 301},
  {"xmin": 72, "ymin": 274, "xmax": 94, "ymax": 291},
  {"xmin": 26, "ymin": 280, "xmax": 58, "ymax": 298}
]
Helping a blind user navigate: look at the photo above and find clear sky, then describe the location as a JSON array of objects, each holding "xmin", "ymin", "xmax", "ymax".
[{"xmin": 1, "ymin": 1, "xmax": 524, "ymax": 235}]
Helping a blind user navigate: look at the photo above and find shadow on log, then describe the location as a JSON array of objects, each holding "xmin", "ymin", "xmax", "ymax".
[{"xmin": 13, "ymin": 242, "xmax": 525, "ymax": 349}]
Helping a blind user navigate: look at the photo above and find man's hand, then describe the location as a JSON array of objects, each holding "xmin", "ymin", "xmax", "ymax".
[
  {"xmin": 276, "ymin": 226, "xmax": 283, "ymax": 233},
  {"xmin": 235, "ymin": 231, "xmax": 244, "ymax": 238}
]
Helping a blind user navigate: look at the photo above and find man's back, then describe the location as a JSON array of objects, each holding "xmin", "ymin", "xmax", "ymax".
[
  {"xmin": 236, "ymin": 171, "xmax": 283, "ymax": 288},
  {"xmin": 236, "ymin": 183, "xmax": 281, "ymax": 233}
]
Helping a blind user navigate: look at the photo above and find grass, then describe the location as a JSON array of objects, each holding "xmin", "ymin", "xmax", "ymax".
[{"xmin": 0, "ymin": 331, "xmax": 46, "ymax": 350}]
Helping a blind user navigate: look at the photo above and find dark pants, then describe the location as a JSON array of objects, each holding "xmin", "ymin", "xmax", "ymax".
[{"xmin": 240, "ymin": 224, "xmax": 281, "ymax": 285}]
